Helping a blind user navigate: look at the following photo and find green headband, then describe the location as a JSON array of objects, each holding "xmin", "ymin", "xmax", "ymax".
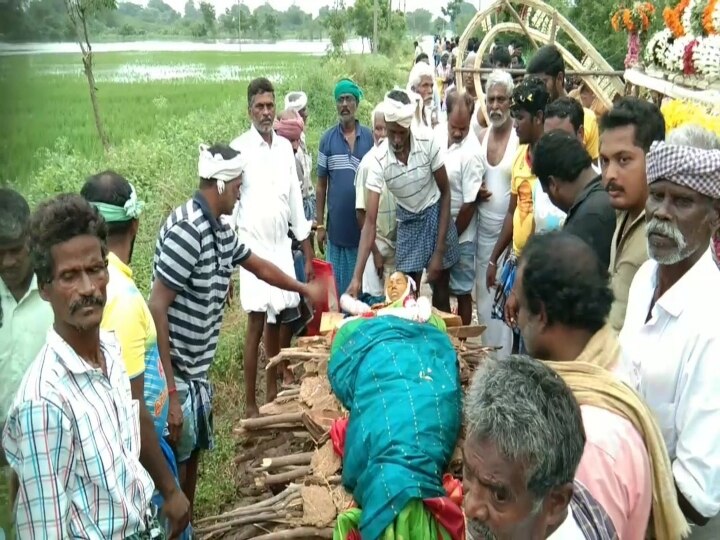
[
  {"xmin": 334, "ymin": 78, "xmax": 363, "ymax": 103},
  {"xmin": 90, "ymin": 183, "xmax": 144, "ymax": 223}
]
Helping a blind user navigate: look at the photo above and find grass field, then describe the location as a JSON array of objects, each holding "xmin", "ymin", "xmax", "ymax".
[{"xmin": 0, "ymin": 48, "xmax": 404, "ymax": 525}]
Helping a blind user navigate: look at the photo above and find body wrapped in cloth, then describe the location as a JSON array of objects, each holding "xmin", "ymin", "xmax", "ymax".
[{"xmin": 328, "ymin": 316, "xmax": 463, "ymax": 540}]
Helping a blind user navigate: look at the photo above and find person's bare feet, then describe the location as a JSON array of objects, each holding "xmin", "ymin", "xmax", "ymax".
[{"xmin": 244, "ymin": 404, "xmax": 260, "ymax": 419}]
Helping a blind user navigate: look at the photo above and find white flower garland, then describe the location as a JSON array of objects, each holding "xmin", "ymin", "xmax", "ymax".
[
  {"xmin": 693, "ymin": 34, "xmax": 720, "ymax": 79},
  {"xmin": 682, "ymin": 0, "xmax": 696, "ymax": 35},
  {"xmin": 664, "ymin": 35, "xmax": 693, "ymax": 72},
  {"xmin": 645, "ymin": 28, "xmax": 673, "ymax": 67},
  {"xmin": 713, "ymin": 1, "xmax": 720, "ymax": 35}
]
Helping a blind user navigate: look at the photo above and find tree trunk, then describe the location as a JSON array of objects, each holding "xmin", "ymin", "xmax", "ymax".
[
  {"xmin": 372, "ymin": 0, "xmax": 378, "ymax": 53},
  {"xmin": 82, "ymin": 52, "xmax": 110, "ymax": 152}
]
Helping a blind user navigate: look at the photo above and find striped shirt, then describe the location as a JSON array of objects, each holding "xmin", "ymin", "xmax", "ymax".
[
  {"xmin": 318, "ymin": 121, "xmax": 374, "ymax": 247},
  {"xmin": 152, "ymin": 192, "xmax": 251, "ymax": 380},
  {"xmin": 2, "ymin": 330, "xmax": 154, "ymax": 538},
  {"xmin": 365, "ymin": 127, "xmax": 445, "ymax": 213}
]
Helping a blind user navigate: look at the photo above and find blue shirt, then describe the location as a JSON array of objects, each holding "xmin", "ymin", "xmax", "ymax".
[{"xmin": 318, "ymin": 121, "xmax": 374, "ymax": 247}]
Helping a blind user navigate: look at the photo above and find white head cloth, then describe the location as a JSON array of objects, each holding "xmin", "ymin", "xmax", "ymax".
[
  {"xmin": 197, "ymin": 143, "xmax": 247, "ymax": 194},
  {"xmin": 407, "ymin": 61, "xmax": 435, "ymax": 93},
  {"xmin": 383, "ymin": 88, "xmax": 423, "ymax": 129},
  {"xmin": 284, "ymin": 91, "xmax": 308, "ymax": 112}
]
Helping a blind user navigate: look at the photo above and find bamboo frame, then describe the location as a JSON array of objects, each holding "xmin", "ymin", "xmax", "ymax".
[{"xmin": 455, "ymin": 0, "xmax": 624, "ymax": 110}]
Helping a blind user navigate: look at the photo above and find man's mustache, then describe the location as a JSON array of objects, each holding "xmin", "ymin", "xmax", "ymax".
[
  {"xmin": 646, "ymin": 217, "xmax": 686, "ymax": 247},
  {"xmin": 69, "ymin": 295, "xmax": 104, "ymax": 314}
]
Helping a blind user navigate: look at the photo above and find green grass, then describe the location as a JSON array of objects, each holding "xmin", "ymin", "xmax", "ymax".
[{"xmin": 0, "ymin": 48, "xmax": 405, "ymax": 522}]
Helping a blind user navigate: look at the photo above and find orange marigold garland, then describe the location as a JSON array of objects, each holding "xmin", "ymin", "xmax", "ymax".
[
  {"xmin": 703, "ymin": 0, "xmax": 719, "ymax": 35},
  {"xmin": 664, "ymin": 0, "xmax": 691, "ymax": 37},
  {"xmin": 611, "ymin": 2, "xmax": 656, "ymax": 33}
]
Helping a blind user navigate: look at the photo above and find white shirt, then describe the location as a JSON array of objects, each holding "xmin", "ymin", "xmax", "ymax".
[
  {"xmin": 619, "ymin": 248, "xmax": 720, "ymax": 518},
  {"xmin": 479, "ymin": 125, "xmax": 518, "ymax": 217},
  {"xmin": 366, "ymin": 127, "xmax": 445, "ymax": 213},
  {"xmin": 230, "ymin": 124, "xmax": 311, "ymax": 246},
  {"xmin": 548, "ymin": 506, "xmax": 584, "ymax": 539},
  {"xmin": 435, "ymin": 122, "xmax": 485, "ymax": 244}
]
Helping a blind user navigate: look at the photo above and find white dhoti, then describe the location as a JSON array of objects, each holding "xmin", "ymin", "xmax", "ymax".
[
  {"xmin": 475, "ymin": 209, "xmax": 513, "ymax": 358},
  {"xmin": 688, "ymin": 515, "xmax": 720, "ymax": 540},
  {"xmin": 239, "ymin": 235, "xmax": 300, "ymax": 324},
  {"xmin": 361, "ymin": 237, "xmax": 396, "ymax": 297}
]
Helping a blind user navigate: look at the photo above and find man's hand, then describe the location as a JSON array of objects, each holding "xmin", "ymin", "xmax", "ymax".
[
  {"xmin": 485, "ymin": 262, "xmax": 497, "ymax": 292},
  {"xmin": 504, "ymin": 290, "xmax": 519, "ymax": 328},
  {"xmin": 162, "ymin": 488, "xmax": 191, "ymax": 539},
  {"xmin": 303, "ymin": 280, "xmax": 326, "ymax": 306},
  {"xmin": 304, "ymin": 259, "xmax": 315, "ymax": 282},
  {"xmin": 167, "ymin": 393, "xmax": 183, "ymax": 447},
  {"xmin": 427, "ymin": 252, "xmax": 443, "ymax": 283},
  {"xmin": 345, "ymin": 277, "xmax": 361, "ymax": 298},
  {"xmin": 316, "ymin": 227, "xmax": 327, "ymax": 254},
  {"xmin": 372, "ymin": 250, "xmax": 384, "ymax": 280},
  {"xmin": 478, "ymin": 186, "xmax": 493, "ymax": 202}
]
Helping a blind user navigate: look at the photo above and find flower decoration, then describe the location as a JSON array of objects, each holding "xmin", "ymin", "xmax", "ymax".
[
  {"xmin": 664, "ymin": 34, "xmax": 694, "ymax": 70},
  {"xmin": 664, "ymin": 0, "xmax": 691, "ymax": 37},
  {"xmin": 662, "ymin": 99, "xmax": 720, "ymax": 137},
  {"xmin": 645, "ymin": 28, "xmax": 675, "ymax": 66},
  {"xmin": 612, "ymin": 2, "xmax": 657, "ymax": 32},
  {"xmin": 692, "ymin": 34, "xmax": 720, "ymax": 78},
  {"xmin": 682, "ymin": 0, "xmax": 696, "ymax": 34},
  {"xmin": 683, "ymin": 38, "xmax": 700, "ymax": 73},
  {"xmin": 703, "ymin": 0, "xmax": 719, "ymax": 35}
]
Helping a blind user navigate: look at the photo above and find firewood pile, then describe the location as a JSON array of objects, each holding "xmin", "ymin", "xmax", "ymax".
[{"xmin": 195, "ymin": 330, "xmax": 491, "ymax": 539}]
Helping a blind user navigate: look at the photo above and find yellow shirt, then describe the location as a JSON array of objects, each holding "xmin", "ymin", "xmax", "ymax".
[
  {"xmin": 511, "ymin": 144, "xmax": 538, "ymax": 255},
  {"xmin": 102, "ymin": 252, "xmax": 168, "ymax": 435},
  {"xmin": 583, "ymin": 107, "xmax": 600, "ymax": 160}
]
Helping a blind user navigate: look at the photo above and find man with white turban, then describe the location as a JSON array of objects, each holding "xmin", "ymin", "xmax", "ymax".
[
  {"xmin": 346, "ymin": 89, "xmax": 459, "ymax": 312},
  {"xmin": 408, "ymin": 60, "xmax": 438, "ymax": 128},
  {"xmin": 230, "ymin": 78, "xmax": 318, "ymax": 418},
  {"xmin": 620, "ymin": 125, "xmax": 720, "ymax": 539},
  {"xmin": 144, "ymin": 142, "xmax": 323, "ymax": 514},
  {"xmin": 284, "ymin": 91, "xmax": 315, "ymax": 221}
]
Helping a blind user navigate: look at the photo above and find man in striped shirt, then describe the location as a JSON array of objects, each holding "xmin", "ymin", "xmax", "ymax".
[
  {"xmin": 148, "ymin": 144, "xmax": 323, "ymax": 519},
  {"xmin": 2, "ymin": 194, "xmax": 158, "ymax": 538}
]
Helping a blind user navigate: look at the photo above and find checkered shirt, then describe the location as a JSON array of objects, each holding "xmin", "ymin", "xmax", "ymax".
[{"xmin": 2, "ymin": 330, "xmax": 154, "ymax": 538}]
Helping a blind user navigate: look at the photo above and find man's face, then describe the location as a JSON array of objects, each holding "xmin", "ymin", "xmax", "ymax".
[
  {"xmin": 599, "ymin": 125, "xmax": 648, "ymax": 211},
  {"xmin": 221, "ymin": 177, "xmax": 242, "ymax": 215},
  {"xmin": 249, "ymin": 91, "xmax": 275, "ymax": 135},
  {"xmin": 532, "ymin": 72, "xmax": 561, "ymax": 101},
  {"xmin": 464, "ymin": 72, "xmax": 477, "ymax": 98},
  {"xmin": 414, "ymin": 75, "xmax": 434, "ymax": 106},
  {"xmin": 372, "ymin": 113, "xmax": 386, "ymax": 146},
  {"xmin": 441, "ymin": 56, "xmax": 448, "ymax": 67},
  {"xmin": 512, "ymin": 109, "xmax": 541, "ymax": 145},
  {"xmin": 297, "ymin": 106, "xmax": 308, "ymax": 124},
  {"xmin": 645, "ymin": 180, "xmax": 718, "ymax": 265},
  {"xmin": 463, "ymin": 438, "xmax": 552, "ymax": 540},
  {"xmin": 543, "ymin": 116, "xmax": 583, "ymax": 144},
  {"xmin": 579, "ymin": 87, "xmax": 594, "ymax": 109},
  {"xmin": 336, "ymin": 94, "xmax": 358, "ymax": 123},
  {"xmin": 0, "ymin": 234, "xmax": 31, "ymax": 290},
  {"xmin": 448, "ymin": 107, "xmax": 471, "ymax": 146},
  {"xmin": 40, "ymin": 234, "xmax": 108, "ymax": 333},
  {"xmin": 386, "ymin": 121, "xmax": 411, "ymax": 155},
  {"xmin": 486, "ymin": 85, "xmax": 511, "ymax": 128}
]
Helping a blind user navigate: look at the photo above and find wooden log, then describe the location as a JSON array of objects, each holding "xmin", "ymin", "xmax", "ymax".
[
  {"xmin": 253, "ymin": 528, "xmax": 334, "ymax": 539},
  {"xmin": 260, "ymin": 466, "xmax": 313, "ymax": 486},
  {"xmin": 446, "ymin": 325, "xmax": 487, "ymax": 339},
  {"xmin": 194, "ymin": 511, "xmax": 281, "ymax": 534},
  {"xmin": 259, "ymin": 452, "xmax": 314, "ymax": 470},
  {"xmin": 195, "ymin": 485, "xmax": 301, "ymax": 525},
  {"xmin": 239, "ymin": 412, "xmax": 305, "ymax": 430},
  {"xmin": 267, "ymin": 350, "xmax": 330, "ymax": 370}
]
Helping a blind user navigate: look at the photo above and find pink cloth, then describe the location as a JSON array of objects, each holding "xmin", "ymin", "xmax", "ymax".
[{"xmin": 576, "ymin": 405, "xmax": 652, "ymax": 540}]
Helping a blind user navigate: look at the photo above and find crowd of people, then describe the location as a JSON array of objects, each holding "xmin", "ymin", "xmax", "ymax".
[{"xmin": 1, "ymin": 40, "xmax": 720, "ymax": 539}]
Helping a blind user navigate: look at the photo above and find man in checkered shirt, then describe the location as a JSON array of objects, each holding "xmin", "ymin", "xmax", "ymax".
[{"xmin": 2, "ymin": 194, "xmax": 162, "ymax": 538}]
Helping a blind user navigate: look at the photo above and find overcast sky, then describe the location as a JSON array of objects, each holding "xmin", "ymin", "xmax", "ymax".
[{"xmin": 155, "ymin": 0, "xmax": 486, "ymax": 18}]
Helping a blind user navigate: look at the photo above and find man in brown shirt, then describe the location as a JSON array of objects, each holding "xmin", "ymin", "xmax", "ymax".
[{"xmin": 598, "ymin": 97, "xmax": 665, "ymax": 332}]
